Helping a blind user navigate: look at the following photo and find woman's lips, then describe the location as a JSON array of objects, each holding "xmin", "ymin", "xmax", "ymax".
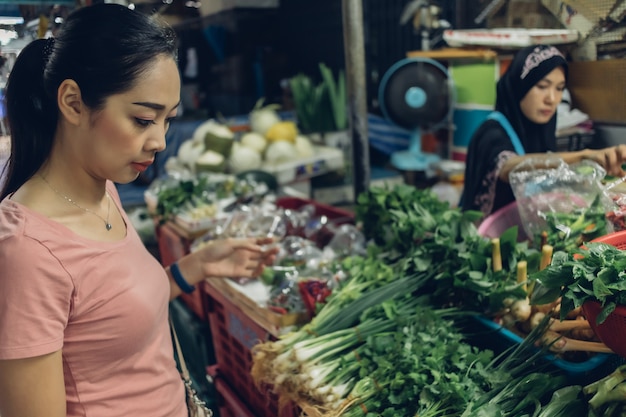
[{"xmin": 131, "ymin": 161, "xmax": 152, "ymax": 172}]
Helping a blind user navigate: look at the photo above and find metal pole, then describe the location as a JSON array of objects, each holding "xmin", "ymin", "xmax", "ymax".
[{"xmin": 342, "ymin": 0, "xmax": 369, "ymax": 201}]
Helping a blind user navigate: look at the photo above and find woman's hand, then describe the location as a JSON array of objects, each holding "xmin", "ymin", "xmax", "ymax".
[
  {"xmin": 196, "ymin": 236, "xmax": 279, "ymax": 279},
  {"xmin": 583, "ymin": 145, "xmax": 626, "ymax": 177}
]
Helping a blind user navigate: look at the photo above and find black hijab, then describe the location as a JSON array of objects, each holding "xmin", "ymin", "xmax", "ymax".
[{"xmin": 460, "ymin": 45, "xmax": 568, "ymax": 213}]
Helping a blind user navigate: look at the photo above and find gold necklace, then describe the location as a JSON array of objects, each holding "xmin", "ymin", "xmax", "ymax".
[{"xmin": 39, "ymin": 175, "xmax": 112, "ymax": 231}]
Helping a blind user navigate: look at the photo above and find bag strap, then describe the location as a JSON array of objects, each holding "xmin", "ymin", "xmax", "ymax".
[
  {"xmin": 487, "ymin": 111, "xmax": 526, "ymax": 156},
  {"xmin": 169, "ymin": 317, "xmax": 192, "ymax": 382}
]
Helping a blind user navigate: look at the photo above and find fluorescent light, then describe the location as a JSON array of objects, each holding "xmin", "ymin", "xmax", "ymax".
[{"xmin": 0, "ymin": 17, "xmax": 23, "ymax": 25}]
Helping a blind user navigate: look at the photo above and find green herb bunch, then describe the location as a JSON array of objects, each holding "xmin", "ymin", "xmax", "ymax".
[
  {"xmin": 537, "ymin": 194, "xmax": 610, "ymax": 253},
  {"xmin": 289, "ymin": 63, "xmax": 347, "ymax": 134},
  {"xmin": 531, "ymin": 242, "xmax": 626, "ymax": 324}
]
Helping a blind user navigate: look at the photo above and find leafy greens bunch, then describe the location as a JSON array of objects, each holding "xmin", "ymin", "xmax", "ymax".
[
  {"xmin": 531, "ymin": 242, "xmax": 626, "ymax": 324},
  {"xmin": 355, "ymin": 185, "xmax": 540, "ymax": 315},
  {"xmin": 536, "ymin": 194, "xmax": 610, "ymax": 253}
]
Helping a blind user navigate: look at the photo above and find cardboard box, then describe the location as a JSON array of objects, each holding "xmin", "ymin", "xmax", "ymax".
[
  {"xmin": 567, "ymin": 59, "xmax": 626, "ymax": 124},
  {"xmin": 200, "ymin": 0, "xmax": 279, "ymax": 17}
]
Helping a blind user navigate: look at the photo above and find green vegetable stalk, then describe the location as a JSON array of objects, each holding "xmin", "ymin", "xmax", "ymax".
[
  {"xmin": 290, "ymin": 63, "xmax": 347, "ymax": 134},
  {"xmin": 585, "ymin": 364, "xmax": 626, "ymax": 413}
]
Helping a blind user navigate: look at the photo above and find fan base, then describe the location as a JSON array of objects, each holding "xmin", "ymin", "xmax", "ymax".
[{"xmin": 391, "ymin": 150, "xmax": 441, "ymax": 172}]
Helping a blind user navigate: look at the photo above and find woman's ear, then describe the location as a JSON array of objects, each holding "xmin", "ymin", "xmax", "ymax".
[{"xmin": 57, "ymin": 79, "xmax": 83, "ymax": 126}]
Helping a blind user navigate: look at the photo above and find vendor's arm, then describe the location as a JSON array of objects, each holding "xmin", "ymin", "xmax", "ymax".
[
  {"xmin": 166, "ymin": 236, "xmax": 278, "ymax": 299},
  {"xmin": 0, "ymin": 351, "xmax": 66, "ymax": 417},
  {"xmin": 498, "ymin": 144, "xmax": 626, "ymax": 182}
]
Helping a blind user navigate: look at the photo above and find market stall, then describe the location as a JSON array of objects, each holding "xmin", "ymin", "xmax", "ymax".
[
  {"xmin": 149, "ymin": 161, "xmax": 626, "ymax": 416},
  {"xmin": 151, "ymin": 173, "xmax": 359, "ymax": 416}
]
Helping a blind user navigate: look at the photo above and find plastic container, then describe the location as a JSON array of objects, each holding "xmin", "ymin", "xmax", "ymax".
[
  {"xmin": 470, "ymin": 229, "xmax": 626, "ymax": 383},
  {"xmin": 583, "ymin": 301, "xmax": 626, "ymax": 359},
  {"xmin": 208, "ymin": 365, "xmax": 301, "ymax": 417},
  {"xmin": 591, "ymin": 229, "xmax": 626, "ymax": 249},
  {"xmin": 471, "ymin": 315, "xmax": 621, "ymax": 384},
  {"xmin": 477, "ymin": 201, "xmax": 528, "ymax": 241},
  {"xmin": 581, "ymin": 230, "xmax": 626, "ymax": 358},
  {"xmin": 204, "ymin": 282, "xmax": 301, "ymax": 417}
]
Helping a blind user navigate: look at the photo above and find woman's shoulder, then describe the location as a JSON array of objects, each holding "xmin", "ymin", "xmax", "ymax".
[
  {"xmin": 467, "ymin": 118, "xmax": 510, "ymax": 150},
  {"xmin": 0, "ymin": 198, "xmax": 27, "ymax": 240},
  {"xmin": 474, "ymin": 118, "xmax": 508, "ymax": 139},
  {"xmin": 0, "ymin": 199, "xmax": 70, "ymax": 271},
  {"xmin": 0, "ymin": 197, "xmax": 74, "ymax": 245}
]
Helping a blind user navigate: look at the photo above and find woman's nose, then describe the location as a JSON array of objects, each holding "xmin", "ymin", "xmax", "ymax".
[
  {"xmin": 148, "ymin": 126, "xmax": 167, "ymax": 152},
  {"xmin": 545, "ymin": 89, "xmax": 557, "ymax": 104}
]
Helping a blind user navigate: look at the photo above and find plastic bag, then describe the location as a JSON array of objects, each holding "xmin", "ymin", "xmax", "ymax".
[{"xmin": 509, "ymin": 157, "xmax": 615, "ymax": 245}]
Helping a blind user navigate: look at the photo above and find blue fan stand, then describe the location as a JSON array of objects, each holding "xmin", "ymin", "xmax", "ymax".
[
  {"xmin": 390, "ymin": 127, "xmax": 441, "ymax": 172},
  {"xmin": 379, "ymin": 58, "xmax": 451, "ymax": 172}
]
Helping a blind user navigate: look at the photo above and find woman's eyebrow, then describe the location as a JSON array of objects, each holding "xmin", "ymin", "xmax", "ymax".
[
  {"xmin": 132, "ymin": 101, "xmax": 166, "ymax": 110},
  {"xmin": 133, "ymin": 100, "xmax": 181, "ymax": 112}
]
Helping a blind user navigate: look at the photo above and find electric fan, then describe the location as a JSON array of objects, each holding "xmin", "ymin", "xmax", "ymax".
[{"xmin": 378, "ymin": 57, "xmax": 454, "ymax": 171}]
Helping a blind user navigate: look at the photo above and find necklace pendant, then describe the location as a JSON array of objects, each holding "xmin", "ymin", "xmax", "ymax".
[{"xmin": 105, "ymin": 223, "xmax": 112, "ymax": 231}]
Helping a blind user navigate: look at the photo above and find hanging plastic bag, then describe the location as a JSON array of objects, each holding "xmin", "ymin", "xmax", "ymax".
[{"xmin": 509, "ymin": 157, "xmax": 615, "ymax": 250}]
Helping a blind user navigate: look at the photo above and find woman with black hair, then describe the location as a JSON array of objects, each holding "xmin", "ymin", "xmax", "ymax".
[
  {"xmin": 0, "ymin": 4, "xmax": 276, "ymax": 417},
  {"xmin": 460, "ymin": 44, "xmax": 626, "ymax": 216}
]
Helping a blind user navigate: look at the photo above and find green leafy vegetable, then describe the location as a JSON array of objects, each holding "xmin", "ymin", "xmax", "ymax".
[
  {"xmin": 289, "ymin": 63, "xmax": 347, "ymax": 134},
  {"xmin": 530, "ymin": 242, "xmax": 626, "ymax": 323}
]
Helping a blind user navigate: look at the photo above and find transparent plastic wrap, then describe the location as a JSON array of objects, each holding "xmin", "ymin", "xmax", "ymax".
[{"xmin": 509, "ymin": 157, "xmax": 616, "ymax": 250}]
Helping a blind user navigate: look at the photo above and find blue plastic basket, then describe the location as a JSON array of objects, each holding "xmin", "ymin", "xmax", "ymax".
[{"xmin": 471, "ymin": 315, "xmax": 623, "ymax": 384}]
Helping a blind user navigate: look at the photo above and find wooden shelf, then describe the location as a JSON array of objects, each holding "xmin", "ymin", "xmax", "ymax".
[{"xmin": 407, "ymin": 47, "xmax": 498, "ymax": 61}]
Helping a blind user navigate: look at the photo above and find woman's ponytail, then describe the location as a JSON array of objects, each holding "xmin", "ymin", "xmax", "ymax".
[{"xmin": 2, "ymin": 38, "xmax": 58, "ymax": 199}]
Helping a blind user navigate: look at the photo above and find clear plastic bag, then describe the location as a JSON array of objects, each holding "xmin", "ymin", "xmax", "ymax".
[{"xmin": 509, "ymin": 157, "xmax": 615, "ymax": 243}]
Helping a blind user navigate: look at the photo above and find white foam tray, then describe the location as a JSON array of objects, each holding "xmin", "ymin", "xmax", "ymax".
[{"xmin": 444, "ymin": 29, "xmax": 579, "ymax": 48}]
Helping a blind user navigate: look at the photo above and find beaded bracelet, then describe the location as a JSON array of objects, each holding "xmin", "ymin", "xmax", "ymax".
[{"xmin": 170, "ymin": 262, "xmax": 195, "ymax": 294}]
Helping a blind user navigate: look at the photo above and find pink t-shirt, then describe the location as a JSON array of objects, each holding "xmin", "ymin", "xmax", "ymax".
[{"xmin": 0, "ymin": 184, "xmax": 187, "ymax": 417}]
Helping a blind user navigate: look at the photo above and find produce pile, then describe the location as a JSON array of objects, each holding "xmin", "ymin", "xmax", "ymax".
[
  {"xmin": 250, "ymin": 184, "xmax": 626, "ymax": 416},
  {"xmin": 164, "ymin": 100, "xmax": 319, "ymax": 177},
  {"xmin": 147, "ymin": 173, "xmax": 269, "ymax": 227}
]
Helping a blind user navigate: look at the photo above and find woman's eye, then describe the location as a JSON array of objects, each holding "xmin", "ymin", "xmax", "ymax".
[
  {"xmin": 135, "ymin": 118, "xmax": 155, "ymax": 127},
  {"xmin": 165, "ymin": 116, "xmax": 177, "ymax": 125}
]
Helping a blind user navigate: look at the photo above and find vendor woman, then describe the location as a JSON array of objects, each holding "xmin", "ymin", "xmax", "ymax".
[{"xmin": 460, "ymin": 44, "xmax": 626, "ymax": 216}]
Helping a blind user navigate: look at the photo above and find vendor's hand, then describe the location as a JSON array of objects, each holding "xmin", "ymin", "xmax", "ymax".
[
  {"xmin": 196, "ymin": 237, "xmax": 279, "ymax": 279},
  {"xmin": 583, "ymin": 145, "xmax": 626, "ymax": 177}
]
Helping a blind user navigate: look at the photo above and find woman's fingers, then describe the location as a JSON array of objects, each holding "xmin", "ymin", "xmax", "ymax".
[
  {"xmin": 589, "ymin": 146, "xmax": 626, "ymax": 177},
  {"xmin": 606, "ymin": 146, "xmax": 626, "ymax": 176}
]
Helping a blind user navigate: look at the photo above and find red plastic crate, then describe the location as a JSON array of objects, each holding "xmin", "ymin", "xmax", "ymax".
[
  {"xmin": 204, "ymin": 281, "xmax": 301, "ymax": 417},
  {"xmin": 208, "ymin": 365, "xmax": 302, "ymax": 417},
  {"xmin": 207, "ymin": 365, "xmax": 256, "ymax": 417}
]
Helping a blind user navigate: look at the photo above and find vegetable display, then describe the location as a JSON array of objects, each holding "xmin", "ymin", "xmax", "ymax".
[
  {"xmin": 252, "ymin": 255, "xmax": 562, "ymax": 416},
  {"xmin": 251, "ymin": 185, "xmax": 622, "ymax": 416},
  {"xmin": 535, "ymin": 194, "xmax": 610, "ymax": 253},
  {"xmin": 536, "ymin": 365, "xmax": 626, "ymax": 417},
  {"xmin": 151, "ymin": 174, "xmax": 258, "ymax": 224},
  {"xmin": 531, "ymin": 242, "xmax": 626, "ymax": 325}
]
